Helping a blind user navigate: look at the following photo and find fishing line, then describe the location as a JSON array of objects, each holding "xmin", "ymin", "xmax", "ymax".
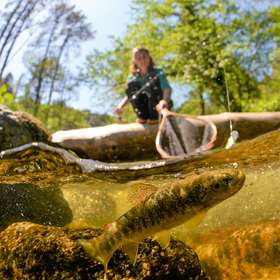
[
  {"xmin": 224, "ymin": 67, "xmax": 239, "ymax": 149},
  {"xmin": 224, "ymin": 67, "xmax": 233, "ymax": 132}
]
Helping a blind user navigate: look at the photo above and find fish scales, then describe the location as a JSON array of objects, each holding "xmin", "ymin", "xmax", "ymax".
[
  {"xmin": 79, "ymin": 169, "xmax": 245, "ymax": 269},
  {"xmin": 120, "ymin": 183, "xmax": 193, "ymax": 237}
]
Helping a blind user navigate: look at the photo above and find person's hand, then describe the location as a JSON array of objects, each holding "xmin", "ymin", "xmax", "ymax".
[
  {"xmin": 114, "ymin": 106, "xmax": 123, "ymax": 116},
  {"xmin": 156, "ymin": 99, "xmax": 169, "ymax": 112}
]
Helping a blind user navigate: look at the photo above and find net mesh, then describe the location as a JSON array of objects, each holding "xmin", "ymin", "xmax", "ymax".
[{"xmin": 157, "ymin": 114, "xmax": 217, "ymax": 158}]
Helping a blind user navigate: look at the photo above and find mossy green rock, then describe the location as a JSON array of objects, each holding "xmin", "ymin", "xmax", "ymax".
[
  {"xmin": 0, "ymin": 183, "xmax": 73, "ymax": 230},
  {"xmin": 0, "ymin": 222, "xmax": 206, "ymax": 279}
]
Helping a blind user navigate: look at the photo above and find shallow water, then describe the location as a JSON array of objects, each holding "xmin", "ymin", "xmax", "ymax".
[
  {"xmin": 59, "ymin": 163, "xmax": 280, "ymax": 235},
  {"xmin": 60, "ymin": 174, "xmax": 181, "ymax": 228},
  {"xmin": 173, "ymin": 165, "xmax": 280, "ymax": 241},
  {"xmin": 1, "ymin": 129, "xmax": 280, "ymax": 279},
  {"xmin": 55, "ymin": 132, "xmax": 280, "ymax": 280}
]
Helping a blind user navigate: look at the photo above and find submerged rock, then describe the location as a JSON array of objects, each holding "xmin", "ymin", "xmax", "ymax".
[
  {"xmin": 0, "ymin": 183, "xmax": 72, "ymax": 230},
  {"xmin": 195, "ymin": 221, "xmax": 280, "ymax": 279},
  {"xmin": 0, "ymin": 222, "xmax": 206, "ymax": 279}
]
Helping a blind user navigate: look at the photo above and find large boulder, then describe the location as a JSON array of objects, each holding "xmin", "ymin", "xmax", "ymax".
[{"xmin": 0, "ymin": 105, "xmax": 50, "ymax": 150}]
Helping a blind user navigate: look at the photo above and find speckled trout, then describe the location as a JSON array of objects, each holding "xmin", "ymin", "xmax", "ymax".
[{"xmin": 79, "ymin": 169, "xmax": 245, "ymax": 269}]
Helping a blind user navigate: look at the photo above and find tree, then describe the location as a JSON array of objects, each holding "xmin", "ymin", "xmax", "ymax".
[
  {"xmin": 256, "ymin": 6, "xmax": 280, "ymax": 111},
  {"xmin": 0, "ymin": 0, "xmax": 45, "ymax": 78},
  {"xmin": 46, "ymin": 5, "xmax": 93, "ymax": 107},
  {"xmin": 22, "ymin": 1, "xmax": 94, "ymax": 116},
  {"xmin": 85, "ymin": 0, "xmax": 276, "ymax": 116}
]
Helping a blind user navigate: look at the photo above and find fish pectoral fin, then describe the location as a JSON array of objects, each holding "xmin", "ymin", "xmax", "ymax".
[
  {"xmin": 171, "ymin": 210, "xmax": 208, "ymax": 246},
  {"xmin": 153, "ymin": 230, "xmax": 170, "ymax": 248},
  {"xmin": 122, "ymin": 242, "xmax": 139, "ymax": 264},
  {"xmin": 176, "ymin": 232, "xmax": 194, "ymax": 246},
  {"xmin": 184, "ymin": 209, "xmax": 207, "ymax": 228}
]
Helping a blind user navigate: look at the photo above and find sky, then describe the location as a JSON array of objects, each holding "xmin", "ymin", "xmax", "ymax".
[
  {"xmin": 70, "ymin": 0, "xmax": 132, "ymax": 50},
  {"xmin": 1, "ymin": 0, "xmax": 133, "ymax": 114},
  {"xmin": 67, "ymin": 0, "xmax": 133, "ymax": 113}
]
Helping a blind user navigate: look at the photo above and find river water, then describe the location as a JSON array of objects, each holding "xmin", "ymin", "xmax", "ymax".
[
  {"xmin": 62, "ymin": 130, "xmax": 280, "ymax": 279},
  {"xmin": 1, "ymin": 129, "xmax": 280, "ymax": 279}
]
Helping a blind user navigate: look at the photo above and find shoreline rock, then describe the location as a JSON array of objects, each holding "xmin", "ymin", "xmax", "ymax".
[{"xmin": 0, "ymin": 105, "xmax": 50, "ymax": 150}]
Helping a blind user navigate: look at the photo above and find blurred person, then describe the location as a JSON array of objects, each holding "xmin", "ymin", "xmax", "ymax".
[{"xmin": 114, "ymin": 47, "xmax": 172, "ymax": 124}]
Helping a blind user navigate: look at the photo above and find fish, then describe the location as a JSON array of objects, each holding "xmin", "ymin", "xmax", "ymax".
[{"xmin": 79, "ymin": 169, "xmax": 245, "ymax": 271}]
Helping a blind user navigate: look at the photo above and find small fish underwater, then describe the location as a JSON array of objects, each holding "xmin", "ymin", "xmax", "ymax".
[{"xmin": 79, "ymin": 168, "xmax": 245, "ymax": 275}]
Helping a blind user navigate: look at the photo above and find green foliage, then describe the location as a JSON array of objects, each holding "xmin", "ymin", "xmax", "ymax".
[
  {"xmin": 39, "ymin": 103, "xmax": 92, "ymax": 132},
  {"xmin": 177, "ymin": 97, "xmax": 206, "ymax": 115},
  {"xmin": 257, "ymin": 48, "xmax": 280, "ymax": 111},
  {"xmin": 18, "ymin": 98, "xmax": 115, "ymax": 133},
  {"xmin": 0, "ymin": 83, "xmax": 22, "ymax": 111},
  {"xmin": 86, "ymin": 0, "xmax": 278, "ymax": 116},
  {"xmin": 1, "ymin": 0, "xmax": 280, "ymax": 131},
  {"xmin": 85, "ymin": 40, "xmax": 131, "ymax": 98},
  {"xmin": 269, "ymin": 6, "xmax": 280, "ymax": 42},
  {"xmin": 1, "ymin": 83, "xmax": 114, "ymax": 133},
  {"xmin": 252, "ymin": 7, "xmax": 280, "ymax": 112}
]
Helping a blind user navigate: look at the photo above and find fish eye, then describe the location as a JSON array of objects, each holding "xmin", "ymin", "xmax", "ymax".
[{"xmin": 222, "ymin": 176, "xmax": 233, "ymax": 186}]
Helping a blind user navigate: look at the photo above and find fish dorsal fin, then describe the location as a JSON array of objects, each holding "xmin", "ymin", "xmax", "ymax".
[
  {"xmin": 127, "ymin": 182, "xmax": 158, "ymax": 205},
  {"xmin": 122, "ymin": 242, "xmax": 139, "ymax": 264},
  {"xmin": 153, "ymin": 230, "xmax": 171, "ymax": 248}
]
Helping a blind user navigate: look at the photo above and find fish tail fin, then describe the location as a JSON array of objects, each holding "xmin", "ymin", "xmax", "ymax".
[{"xmin": 78, "ymin": 237, "xmax": 111, "ymax": 269}]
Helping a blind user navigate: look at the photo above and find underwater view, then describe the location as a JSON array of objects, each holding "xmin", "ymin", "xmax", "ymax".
[{"xmin": 0, "ymin": 128, "xmax": 280, "ymax": 279}]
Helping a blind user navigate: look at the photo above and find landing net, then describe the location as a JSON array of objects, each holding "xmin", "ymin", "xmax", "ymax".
[{"xmin": 156, "ymin": 113, "xmax": 217, "ymax": 158}]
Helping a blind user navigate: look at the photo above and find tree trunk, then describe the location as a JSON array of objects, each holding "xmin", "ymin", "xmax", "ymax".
[
  {"xmin": 45, "ymin": 35, "xmax": 70, "ymax": 124},
  {"xmin": 198, "ymin": 87, "xmax": 205, "ymax": 115},
  {"xmin": 0, "ymin": 0, "xmax": 22, "ymax": 45},
  {"xmin": 0, "ymin": 0, "xmax": 29, "ymax": 63},
  {"xmin": 0, "ymin": 2, "xmax": 37, "ymax": 77},
  {"xmin": 33, "ymin": 20, "xmax": 58, "ymax": 116}
]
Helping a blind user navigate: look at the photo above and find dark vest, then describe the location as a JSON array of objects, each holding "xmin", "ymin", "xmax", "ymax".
[
  {"xmin": 125, "ymin": 68, "xmax": 163, "ymax": 120},
  {"xmin": 126, "ymin": 68, "xmax": 163, "ymax": 101}
]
